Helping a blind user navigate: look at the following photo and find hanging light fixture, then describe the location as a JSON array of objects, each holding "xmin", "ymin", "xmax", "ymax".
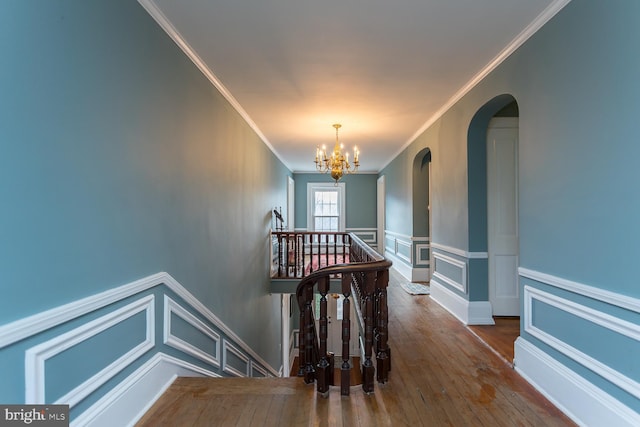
[{"xmin": 314, "ymin": 123, "xmax": 360, "ymax": 183}]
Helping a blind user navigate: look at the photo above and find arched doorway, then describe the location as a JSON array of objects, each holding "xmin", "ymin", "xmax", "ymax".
[
  {"xmin": 412, "ymin": 148, "xmax": 432, "ymax": 281},
  {"xmin": 467, "ymin": 95, "xmax": 520, "ymax": 362}
]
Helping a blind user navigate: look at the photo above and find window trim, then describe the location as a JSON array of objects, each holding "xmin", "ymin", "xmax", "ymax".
[{"xmin": 307, "ymin": 182, "xmax": 346, "ymax": 232}]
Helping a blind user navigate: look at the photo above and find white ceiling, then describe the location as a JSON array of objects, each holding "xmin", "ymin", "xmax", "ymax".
[{"xmin": 142, "ymin": 0, "xmax": 567, "ymax": 172}]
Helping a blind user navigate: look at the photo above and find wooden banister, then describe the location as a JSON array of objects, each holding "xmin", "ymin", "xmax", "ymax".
[
  {"xmin": 294, "ymin": 232, "xmax": 391, "ymax": 396},
  {"xmin": 272, "ymin": 231, "xmax": 351, "ymax": 278}
]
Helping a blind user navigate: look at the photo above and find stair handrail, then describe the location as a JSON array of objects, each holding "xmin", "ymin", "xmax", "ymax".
[{"xmin": 295, "ymin": 232, "xmax": 391, "ymax": 396}]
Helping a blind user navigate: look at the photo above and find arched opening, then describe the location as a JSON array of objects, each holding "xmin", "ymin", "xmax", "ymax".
[
  {"xmin": 412, "ymin": 148, "xmax": 432, "ymax": 282},
  {"xmin": 467, "ymin": 94, "xmax": 520, "ymax": 363}
]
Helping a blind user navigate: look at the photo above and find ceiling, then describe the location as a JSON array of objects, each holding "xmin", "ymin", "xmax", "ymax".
[{"xmin": 142, "ymin": 0, "xmax": 567, "ymax": 172}]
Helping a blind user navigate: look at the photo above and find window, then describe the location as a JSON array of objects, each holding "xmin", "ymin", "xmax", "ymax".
[{"xmin": 307, "ymin": 183, "xmax": 346, "ymax": 232}]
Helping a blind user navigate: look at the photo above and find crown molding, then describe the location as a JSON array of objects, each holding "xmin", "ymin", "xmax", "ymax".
[
  {"xmin": 136, "ymin": 0, "xmax": 292, "ymax": 172},
  {"xmin": 380, "ymin": 0, "xmax": 573, "ymax": 171}
]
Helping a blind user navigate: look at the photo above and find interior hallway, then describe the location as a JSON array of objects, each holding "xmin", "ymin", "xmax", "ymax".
[{"xmin": 137, "ymin": 268, "xmax": 574, "ymax": 426}]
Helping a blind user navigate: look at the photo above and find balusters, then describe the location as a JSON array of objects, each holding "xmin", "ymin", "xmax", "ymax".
[
  {"xmin": 292, "ymin": 231, "xmax": 391, "ymax": 396},
  {"xmin": 361, "ymin": 271, "xmax": 376, "ymax": 393},
  {"xmin": 375, "ymin": 268, "xmax": 390, "ymax": 383},
  {"xmin": 302, "ymin": 285, "xmax": 316, "ymax": 384},
  {"xmin": 341, "ymin": 273, "xmax": 352, "ymax": 396},
  {"xmin": 316, "ymin": 276, "xmax": 330, "ymax": 395}
]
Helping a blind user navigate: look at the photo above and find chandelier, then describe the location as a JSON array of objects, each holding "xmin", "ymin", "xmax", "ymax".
[{"xmin": 314, "ymin": 124, "xmax": 360, "ymax": 183}]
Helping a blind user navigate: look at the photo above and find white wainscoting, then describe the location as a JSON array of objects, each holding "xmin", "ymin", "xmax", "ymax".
[
  {"xmin": 384, "ymin": 230, "xmax": 431, "ymax": 282},
  {"xmin": 222, "ymin": 340, "xmax": 250, "ymax": 377},
  {"xmin": 432, "ymin": 252, "xmax": 467, "ymax": 293},
  {"xmin": 25, "ymin": 295, "xmax": 155, "ymax": 407},
  {"xmin": 429, "ymin": 279, "xmax": 494, "ymax": 325},
  {"xmin": 0, "ymin": 272, "xmax": 280, "ymax": 426},
  {"xmin": 71, "ymin": 352, "xmax": 219, "ymax": 427},
  {"xmin": 516, "ymin": 268, "xmax": 640, "ymax": 427},
  {"xmin": 163, "ymin": 295, "xmax": 221, "ymax": 368},
  {"xmin": 347, "ymin": 228, "xmax": 377, "ymax": 249},
  {"xmin": 515, "ymin": 338, "xmax": 640, "ymax": 427}
]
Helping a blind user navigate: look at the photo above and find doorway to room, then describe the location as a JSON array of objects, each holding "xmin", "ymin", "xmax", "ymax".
[{"xmin": 467, "ymin": 96, "xmax": 520, "ymax": 364}]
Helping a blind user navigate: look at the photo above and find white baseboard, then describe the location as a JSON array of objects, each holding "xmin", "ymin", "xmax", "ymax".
[
  {"xmin": 514, "ymin": 337, "xmax": 640, "ymax": 427},
  {"xmin": 387, "ymin": 252, "xmax": 430, "ymax": 283},
  {"xmin": 73, "ymin": 353, "xmax": 219, "ymax": 427},
  {"xmin": 387, "ymin": 252, "xmax": 412, "ymax": 280},
  {"xmin": 411, "ymin": 267, "xmax": 430, "ymax": 282},
  {"xmin": 430, "ymin": 279, "xmax": 494, "ymax": 325}
]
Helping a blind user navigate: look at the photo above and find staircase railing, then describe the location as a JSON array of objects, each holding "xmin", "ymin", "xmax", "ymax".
[
  {"xmin": 295, "ymin": 233, "xmax": 391, "ymax": 396},
  {"xmin": 272, "ymin": 231, "xmax": 351, "ymax": 278}
]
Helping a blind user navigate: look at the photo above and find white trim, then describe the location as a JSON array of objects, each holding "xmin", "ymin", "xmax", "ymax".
[
  {"xmin": 222, "ymin": 340, "xmax": 250, "ymax": 377},
  {"xmin": 519, "ymin": 267, "xmax": 640, "ymax": 314},
  {"xmin": 523, "ymin": 286, "xmax": 640, "ymax": 400},
  {"xmin": 25, "ymin": 295, "xmax": 155, "ymax": 406},
  {"xmin": 347, "ymin": 228, "xmax": 377, "ymax": 244},
  {"xmin": 163, "ymin": 295, "xmax": 220, "ymax": 368},
  {"xmin": 432, "ymin": 272, "xmax": 465, "ymax": 294},
  {"xmin": 384, "ymin": 230, "xmax": 412, "ymax": 241},
  {"xmin": 514, "ymin": 337, "xmax": 640, "ymax": 427},
  {"xmin": 415, "ymin": 244, "xmax": 430, "ymax": 266},
  {"xmin": 395, "ymin": 239, "xmax": 412, "ymax": 264},
  {"xmin": 388, "ymin": 254, "xmax": 412, "ymax": 281},
  {"xmin": 467, "ymin": 252, "xmax": 489, "ymax": 259},
  {"xmin": 72, "ymin": 352, "xmax": 220, "ymax": 427},
  {"xmin": 433, "ymin": 252, "xmax": 467, "ymax": 293},
  {"xmin": 0, "ymin": 273, "xmax": 165, "ymax": 349},
  {"xmin": 380, "ymin": 0, "xmax": 572, "ymax": 170},
  {"xmin": 411, "ymin": 268, "xmax": 430, "ymax": 283},
  {"xmin": 431, "ymin": 242, "xmax": 487, "ymax": 259},
  {"xmin": 136, "ymin": 0, "xmax": 291, "ymax": 172},
  {"xmin": 161, "ymin": 274, "xmax": 278, "ymax": 377},
  {"xmin": 0, "ymin": 272, "xmax": 279, "ymax": 377},
  {"xmin": 250, "ymin": 361, "xmax": 269, "ymax": 378},
  {"xmin": 430, "ymin": 279, "xmax": 494, "ymax": 325}
]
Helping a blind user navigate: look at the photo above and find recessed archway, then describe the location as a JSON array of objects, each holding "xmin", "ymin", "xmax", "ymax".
[
  {"xmin": 412, "ymin": 148, "xmax": 432, "ymax": 281},
  {"xmin": 467, "ymin": 94, "xmax": 520, "ymax": 363}
]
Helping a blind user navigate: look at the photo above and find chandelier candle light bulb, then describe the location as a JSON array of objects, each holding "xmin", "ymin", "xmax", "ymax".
[{"xmin": 314, "ymin": 123, "xmax": 360, "ymax": 183}]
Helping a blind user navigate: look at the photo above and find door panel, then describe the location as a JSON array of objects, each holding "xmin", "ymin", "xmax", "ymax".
[{"xmin": 487, "ymin": 118, "xmax": 519, "ymax": 316}]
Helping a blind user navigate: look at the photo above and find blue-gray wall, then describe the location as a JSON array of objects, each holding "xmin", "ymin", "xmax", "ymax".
[
  {"xmin": 293, "ymin": 173, "xmax": 377, "ymax": 230},
  {"xmin": 381, "ymin": 0, "xmax": 640, "ymax": 415},
  {"xmin": 0, "ymin": 0, "xmax": 289, "ymax": 416}
]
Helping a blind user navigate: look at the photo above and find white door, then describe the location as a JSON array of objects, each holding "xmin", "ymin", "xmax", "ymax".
[
  {"xmin": 377, "ymin": 176, "xmax": 385, "ymax": 255},
  {"xmin": 487, "ymin": 118, "xmax": 519, "ymax": 316}
]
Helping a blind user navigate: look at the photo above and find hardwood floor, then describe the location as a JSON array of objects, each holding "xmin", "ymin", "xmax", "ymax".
[
  {"xmin": 468, "ymin": 317, "xmax": 520, "ymax": 364},
  {"xmin": 137, "ymin": 268, "xmax": 575, "ymax": 426}
]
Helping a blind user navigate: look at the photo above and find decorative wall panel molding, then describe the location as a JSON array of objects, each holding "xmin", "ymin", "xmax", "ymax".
[
  {"xmin": 346, "ymin": 228, "xmax": 377, "ymax": 246},
  {"xmin": 431, "ymin": 242, "xmax": 487, "ymax": 259},
  {"xmin": 163, "ymin": 295, "xmax": 220, "ymax": 368},
  {"xmin": 222, "ymin": 340, "xmax": 250, "ymax": 377},
  {"xmin": 72, "ymin": 352, "xmax": 219, "ymax": 427},
  {"xmin": 25, "ymin": 295, "xmax": 155, "ymax": 406},
  {"xmin": 430, "ymin": 279, "xmax": 493, "ymax": 325},
  {"xmin": 515, "ymin": 337, "xmax": 640, "ymax": 427},
  {"xmin": 432, "ymin": 252, "xmax": 467, "ymax": 293},
  {"xmin": 523, "ymin": 285, "xmax": 640, "ymax": 400}
]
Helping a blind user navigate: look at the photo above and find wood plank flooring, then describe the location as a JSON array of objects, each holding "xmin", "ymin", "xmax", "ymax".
[
  {"xmin": 468, "ymin": 316, "xmax": 520, "ymax": 364},
  {"xmin": 137, "ymin": 269, "xmax": 575, "ymax": 426}
]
